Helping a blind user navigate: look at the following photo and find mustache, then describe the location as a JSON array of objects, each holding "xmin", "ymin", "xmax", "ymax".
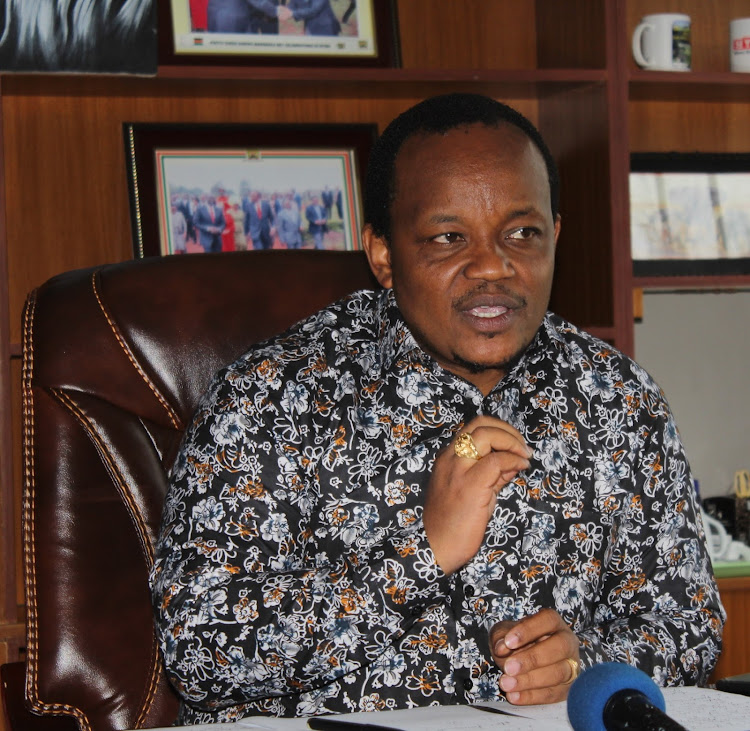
[{"xmin": 452, "ymin": 283, "xmax": 526, "ymax": 311}]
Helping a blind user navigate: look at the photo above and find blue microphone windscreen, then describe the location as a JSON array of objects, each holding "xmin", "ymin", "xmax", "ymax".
[{"xmin": 567, "ymin": 662, "xmax": 666, "ymax": 731}]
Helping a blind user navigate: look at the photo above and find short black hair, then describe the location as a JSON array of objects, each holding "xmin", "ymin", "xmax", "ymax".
[{"xmin": 363, "ymin": 93, "xmax": 560, "ymax": 240}]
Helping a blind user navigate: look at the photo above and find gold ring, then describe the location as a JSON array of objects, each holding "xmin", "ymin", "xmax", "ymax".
[
  {"xmin": 454, "ymin": 432, "xmax": 481, "ymax": 461},
  {"xmin": 562, "ymin": 657, "xmax": 580, "ymax": 685}
]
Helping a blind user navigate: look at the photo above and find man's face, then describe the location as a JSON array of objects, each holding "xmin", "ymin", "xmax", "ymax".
[{"xmin": 364, "ymin": 122, "xmax": 560, "ymax": 395}]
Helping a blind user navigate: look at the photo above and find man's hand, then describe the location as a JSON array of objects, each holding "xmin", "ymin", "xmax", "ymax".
[
  {"xmin": 423, "ymin": 416, "xmax": 531, "ymax": 574},
  {"xmin": 489, "ymin": 609, "xmax": 581, "ymax": 705}
]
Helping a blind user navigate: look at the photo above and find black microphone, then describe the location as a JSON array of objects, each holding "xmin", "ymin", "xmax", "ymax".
[{"xmin": 567, "ymin": 662, "xmax": 688, "ymax": 731}]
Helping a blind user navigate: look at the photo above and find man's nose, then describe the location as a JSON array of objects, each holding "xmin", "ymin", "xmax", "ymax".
[{"xmin": 463, "ymin": 240, "xmax": 514, "ymax": 280}]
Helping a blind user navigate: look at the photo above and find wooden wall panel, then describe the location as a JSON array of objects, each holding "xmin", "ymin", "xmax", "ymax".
[
  {"xmin": 0, "ymin": 84, "xmax": 15, "ymax": 630},
  {"xmin": 396, "ymin": 0, "xmax": 536, "ymax": 70},
  {"xmin": 10, "ymin": 358, "xmax": 21, "ymax": 606},
  {"xmin": 629, "ymin": 99, "xmax": 750, "ymax": 153},
  {"xmin": 540, "ymin": 85, "xmax": 615, "ymax": 329}
]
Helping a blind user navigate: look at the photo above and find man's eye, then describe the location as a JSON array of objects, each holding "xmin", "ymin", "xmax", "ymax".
[
  {"xmin": 507, "ymin": 227, "xmax": 540, "ymax": 241},
  {"xmin": 431, "ymin": 232, "xmax": 464, "ymax": 244}
]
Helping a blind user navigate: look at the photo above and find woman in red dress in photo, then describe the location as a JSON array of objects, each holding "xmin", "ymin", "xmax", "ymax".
[{"xmin": 190, "ymin": 0, "xmax": 210, "ymax": 31}]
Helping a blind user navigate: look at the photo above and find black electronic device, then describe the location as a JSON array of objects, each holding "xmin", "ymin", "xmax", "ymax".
[{"xmin": 716, "ymin": 672, "xmax": 750, "ymax": 697}]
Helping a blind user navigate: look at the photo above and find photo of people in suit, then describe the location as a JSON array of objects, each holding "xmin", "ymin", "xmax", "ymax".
[
  {"xmin": 156, "ymin": 149, "xmax": 361, "ymax": 256},
  {"xmin": 167, "ymin": 0, "xmax": 378, "ymax": 61},
  {"xmin": 192, "ymin": 0, "xmax": 354, "ymax": 36}
]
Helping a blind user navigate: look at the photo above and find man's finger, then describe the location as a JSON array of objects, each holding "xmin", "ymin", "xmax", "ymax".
[
  {"xmin": 499, "ymin": 631, "xmax": 573, "ymax": 678},
  {"xmin": 501, "ymin": 608, "xmax": 567, "ymax": 650},
  {"xmin": 501, "ymin": 656, "xmax": 576, "ymax": 694},
  {"xmin": 466, "ymin": 424, "xmax": 532, "ymax": 461}
]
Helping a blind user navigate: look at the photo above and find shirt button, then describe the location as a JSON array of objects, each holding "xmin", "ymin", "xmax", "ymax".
[
  {"xmin": 464, "ymin": 585, "xmax": 475, "ymax": 597},
  {"xmin": 463, "ymin": 677, "xmax": 474, "ymax": 690},
  {"xmin": 410, "ymin": 604, "xmax": 424, "ymax": 616}
]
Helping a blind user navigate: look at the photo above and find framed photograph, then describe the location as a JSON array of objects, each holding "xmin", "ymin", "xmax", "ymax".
[
  {"xmin": 631, "ymin": 152, "xmax": 750, "ymax": 277},
  {"xmin": 123, "ymin": 122, "xmax": 376, "ymax": 258},
  {"xmin": 158, "ymin": 0, "xmax": 400, "ymax": 68}
]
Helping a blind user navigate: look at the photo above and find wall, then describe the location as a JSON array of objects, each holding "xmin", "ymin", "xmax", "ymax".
[{"xmin": 634, "ymin": 289, "xmax": 750, "ymax": 499}]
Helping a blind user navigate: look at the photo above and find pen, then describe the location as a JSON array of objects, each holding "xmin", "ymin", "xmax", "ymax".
[
  {"xmin": 307, "ymin": 717, "xmax": 402, "ymax": 731},
  {"xmin": 470, "ymin": 703, "xmax": 530, "ymax": 719}
]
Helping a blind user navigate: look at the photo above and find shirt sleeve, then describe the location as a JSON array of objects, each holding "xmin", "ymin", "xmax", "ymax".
[
  {"xmin": 149, "ymin": 362, "xmax": 451, "ymax": 712},
  {"xmin": 575, "ymin": 381, "xmax": 725, "ymax": 685}
]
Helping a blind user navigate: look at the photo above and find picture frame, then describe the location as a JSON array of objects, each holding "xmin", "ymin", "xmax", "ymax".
[
  {"xmin": 158, "ymin": 0, "xmax": 400, "ymax": 69},
  {"xmin": 630, "ymin": 152, "xmax": 750, "ymax": 277},
  {"xmin": 123, "ymin": 122, "xmax": 377, "ymax": 258}
]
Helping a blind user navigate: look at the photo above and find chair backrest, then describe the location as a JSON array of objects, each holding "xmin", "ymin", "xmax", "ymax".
[{"xmin": 19, "ymin": 250, "xmax": 377, "ymax": 731}]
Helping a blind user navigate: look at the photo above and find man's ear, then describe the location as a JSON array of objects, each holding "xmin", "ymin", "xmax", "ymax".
[{"xmin": 362, "ymin": 224, "xmax": 393, "ymax": 289}]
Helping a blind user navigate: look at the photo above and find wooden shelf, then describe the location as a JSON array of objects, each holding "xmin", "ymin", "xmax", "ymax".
[
  {"xmin": 153, "ymin": 65, "xmax": 609, "ymax": 102},
  {"xmin": 630, "ymin": 70, "xmax": 750, "ymax": 102},
  {"xmin": 158, "ymin": 64, "xmax": 608, "ymax": 83},
  {"xmin": 633, "ymin": 275, "xmax": 750, "ymax": 291}
]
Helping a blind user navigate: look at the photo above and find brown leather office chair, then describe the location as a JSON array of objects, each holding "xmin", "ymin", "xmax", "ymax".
[{"xmin": 2, "ymin": 250, "xmax": 377, "ymax": 731}]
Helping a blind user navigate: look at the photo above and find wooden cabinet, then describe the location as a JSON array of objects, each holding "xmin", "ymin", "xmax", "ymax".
[
  {"xmin": 0, "ymin": 1, "xmax": 748, "ymax": 713},
  {"xmin": 711, "ymin": 577, "xmax": 750, "ymax": 682}
]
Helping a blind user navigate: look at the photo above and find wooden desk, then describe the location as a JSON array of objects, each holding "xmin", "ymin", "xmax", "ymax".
[{"xmin": 711, "ymin": 575, "xmax": 750, "ymax": 682}]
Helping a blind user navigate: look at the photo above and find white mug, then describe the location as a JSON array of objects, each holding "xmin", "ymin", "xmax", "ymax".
[
  {"xmin": 632, "ymin": 13, "xmax": 691, "ymax": 71},
  {"xmin": 730, "ymin": 18, "xmax": 750, "ymax": 72}
]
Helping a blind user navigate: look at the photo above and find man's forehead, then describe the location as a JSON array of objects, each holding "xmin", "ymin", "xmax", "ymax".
[{"xmin": 393, "ymin": 122, "xmax": 542, "ymax": 182}]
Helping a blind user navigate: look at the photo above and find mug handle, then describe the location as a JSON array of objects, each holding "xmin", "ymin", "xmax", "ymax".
[{"xmin": 631, "ymin": 22, "xmax": 652, "ymax": 68}]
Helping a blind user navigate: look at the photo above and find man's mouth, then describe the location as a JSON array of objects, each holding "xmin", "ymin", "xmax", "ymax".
[{"xmin": 468, "ymin": 305, "xmax": 509, "ymax": 319}]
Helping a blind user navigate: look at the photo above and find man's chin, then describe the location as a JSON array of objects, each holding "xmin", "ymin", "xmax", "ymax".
[{"xmin": 450, "ymin": 350, "xmax": 519, "ymax": 376}]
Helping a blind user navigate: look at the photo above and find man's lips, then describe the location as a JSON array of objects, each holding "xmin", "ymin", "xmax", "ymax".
[
  {"xmin": 468, "ymin": 305, "xmax": 508, "ymax": 318},
  {"xmin": 456, "ymin": 293, "xmax": 524, "ymax": 316}
]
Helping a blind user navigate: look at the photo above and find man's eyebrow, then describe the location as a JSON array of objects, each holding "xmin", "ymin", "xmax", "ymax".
[
  {"xmin": 506, "ymin": 206, "xmax": 544, "ymax": 219},
  {"xmin": 426, "ymin": 214, "xmax": 462, "ymax": 225},
  {"xmin": 426, "ymin": 207, "xmax": 544, "ymax": 225}
]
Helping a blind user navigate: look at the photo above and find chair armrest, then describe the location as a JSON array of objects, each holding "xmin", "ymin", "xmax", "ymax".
[{"xmin": 1, "ymin": 662, "xmax": 79, "ymax": 730}]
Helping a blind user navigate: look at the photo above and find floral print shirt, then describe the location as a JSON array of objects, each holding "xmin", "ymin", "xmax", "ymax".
[{"xmin": 150, "ymin": 288, "xmax": 724, "ymax": 725}]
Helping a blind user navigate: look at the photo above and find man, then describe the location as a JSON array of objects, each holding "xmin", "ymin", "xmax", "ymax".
[
  {"xmin": 243, "ymin": 190, "xmax": 275, "ymax": 250},
  {"xmin": 321, "ymin": 184, "xmax": 334, "ymax": 218},
  {"xmin": 150, "ymin": 94, "xmax": 724, "ymax": 724},
  {"xmin": 305, "ymin": 194, "xmax": 328, "ymax": 249},
  {"xmin": 193, "ymin": 194, "xmax": 225, "ymax": 253},
  {"xmin": 177, "ymin": 193, "xmax": 195, "ymax": 246},
  {"xmin": 275, "ymin": 194, "xmax": 304, "ymax": 249},
  {"xmin": 206, "ymin": 0, "xmax": 290, "ymax": 33},
  {"xmin": 288, "ymin": 0, "xmax": 341, "ymax": 35},
  {"xmin": 170, "ymin": 201, "xmax": 187, "ymax": 254}
]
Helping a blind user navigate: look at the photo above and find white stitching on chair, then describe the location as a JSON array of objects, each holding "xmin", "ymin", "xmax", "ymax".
[
  {"xmin": 51, "ymin": 388, "xmax": 155, "ymax": 563},
  {"xmin": 22, "ymin": 291, "xmax": 91, "ymax": 731},
  {"xmin": 91, "ymin": 269, "xmax": 182, "ymax": 431},
  {"xmin": 49, "ymin": 387, "xmax": 163, "ymax": 728}
]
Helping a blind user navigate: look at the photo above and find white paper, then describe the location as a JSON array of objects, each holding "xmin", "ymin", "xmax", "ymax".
[{"xmin": 140, "ymin": 686, "xmax": 750, "ymax": 730}]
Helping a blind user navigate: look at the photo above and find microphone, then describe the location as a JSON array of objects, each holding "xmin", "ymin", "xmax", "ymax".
[{"xmin": 567, "ymin": 662, "xmax": 688, "ymax": 731}]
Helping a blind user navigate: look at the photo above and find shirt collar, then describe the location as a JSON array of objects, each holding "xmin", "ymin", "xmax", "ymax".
[{"xmin": 375, "ymin": 289, "xmax": 421, "ymax": 370}]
